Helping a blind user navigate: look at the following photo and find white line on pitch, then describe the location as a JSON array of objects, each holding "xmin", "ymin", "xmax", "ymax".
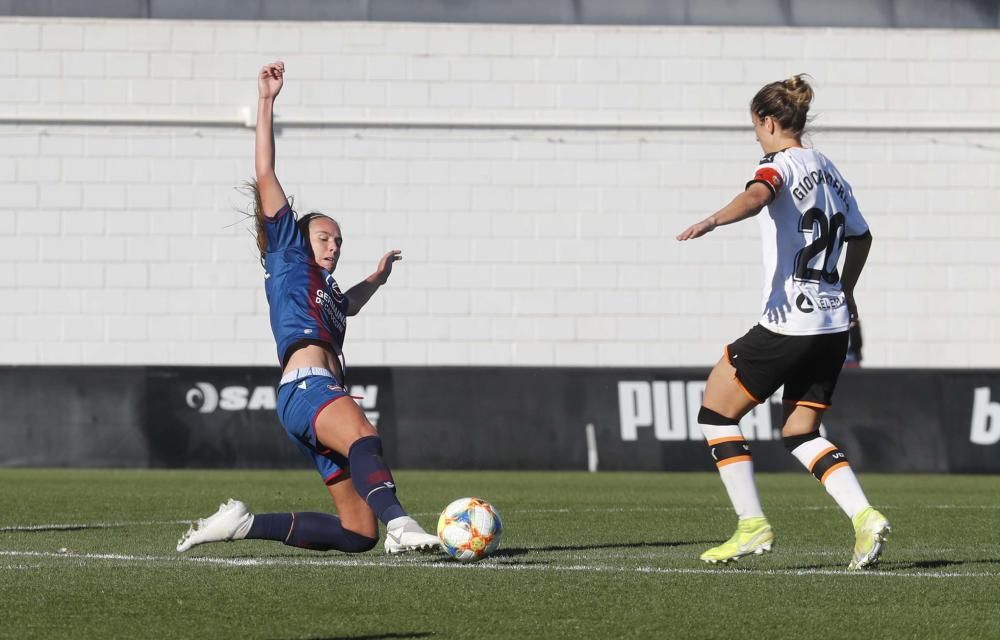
[
  {"xmin": 0, "ymin": 550, "xmax": 995, "ymax": 579},
  {"xmin": 0, "ymin": 520, "xmax": 190, "ymax": 532}
]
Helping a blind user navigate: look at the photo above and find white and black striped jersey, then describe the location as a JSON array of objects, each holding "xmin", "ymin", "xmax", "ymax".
[{"xmin": 746, "ymin": 147, "xmax": 869, "ymax": 335}]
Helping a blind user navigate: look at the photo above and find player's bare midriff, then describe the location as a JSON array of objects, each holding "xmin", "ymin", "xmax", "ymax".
[{"xmin": 283, "ymin": 343, "xmax": 344, "ymax": 383}]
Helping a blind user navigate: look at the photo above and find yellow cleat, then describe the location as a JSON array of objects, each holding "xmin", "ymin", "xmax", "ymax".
[
  {"xmin": 700, "ymin": 517, "xmax": 774, "ymax": 564},
  {"xmin": 848, "ymin": 507, "xmax": 891, "ymax": 570}
]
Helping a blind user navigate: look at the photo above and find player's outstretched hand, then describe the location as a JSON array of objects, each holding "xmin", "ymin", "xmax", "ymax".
[
  {"xmin": 676, "ymin": 218, "xmax": 716, "ymax": 241},
  {"xmin": 258, "ymin": 61, "xmax": 285, "ymax": 99},
  {"xmin": 374, "ymin": 250, "xmax": 403, "ymax": 285}
]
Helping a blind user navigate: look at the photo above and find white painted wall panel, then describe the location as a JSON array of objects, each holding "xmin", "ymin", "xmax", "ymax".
[{"xmin": 2, "ymin": 17, "xmax": 999, "ymax": 367}]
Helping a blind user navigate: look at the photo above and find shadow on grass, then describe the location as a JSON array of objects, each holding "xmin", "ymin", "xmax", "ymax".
[
  {"xmin": 883, "ymin": 558, "xmax": 1000, "ymax": 571},
  {"xmin": 1, "ymin": 524, "xmax": 118, "ymax": 533},
  {"xmin": 493, "ymin": 539, "xmax": 713, "ymax": 558},
  {"xmin": 770, "ymin": 557, "xmax": 1000, "ymax": 573},
  {"xmin": 219, "ymin": 539, "xmax": 712, "ymax": 563}
]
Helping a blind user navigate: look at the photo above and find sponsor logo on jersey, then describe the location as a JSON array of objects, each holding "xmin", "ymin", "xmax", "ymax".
[
  {"xmin": 795, "ymin": 293, "xmax": 815, "ymax": 313},
  {"xmin": 815, "ymin": 295, "xmax": 845, "ymax": 310},
  {"xmin": 324, "ymin": 273, "xmax": 347, "ymax": 301},
  {"xmin": 315, "ymin": 287, "xmax": 347, "ymax": 334},
  {"xmin": 184, "ymin": 382, "xmax": 380, "ymax": 424},
  {"xmin": 618, "ymin": 380, "xmax": 827, "ymax": 442},
  {"xmin": 795, "ymin": 292, "xmax": 844, "ymax": 314}
]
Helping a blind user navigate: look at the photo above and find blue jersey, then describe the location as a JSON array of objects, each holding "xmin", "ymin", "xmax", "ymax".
[{"xmin": 263, "ymin": 203, "xmax": 350, "ymax": 366}]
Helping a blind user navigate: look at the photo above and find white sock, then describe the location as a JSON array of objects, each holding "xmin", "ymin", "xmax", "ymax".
[
  {"xmin": 702, "ymin": 424, "xmax": 765, "ymax": 520},
  {"xmin": 234, "ymin": 514, "xmax": 254, "ymax": 540},
  {"xmin": 386, "ymin": 516, "xmax": 415, "ymax": 532},
  {"xmin": 789, "ymin": 436, "xmax": 870, "ymax": 520}
]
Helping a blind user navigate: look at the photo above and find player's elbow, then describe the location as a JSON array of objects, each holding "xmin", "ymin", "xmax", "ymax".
[
  {"xmin": 743, "ymin": 183, "xmax": 772, "ymax": 211},
  {"xmin": 846, "ymin": 231, "xmax": 873, "ymax": 255},
  {"xmin": 341, "ymin": 530, "xmax": 379, "ymax": 553},
  {"xmin": 255, "ymin": 166, "xmax": 276, "ymax": 183}
]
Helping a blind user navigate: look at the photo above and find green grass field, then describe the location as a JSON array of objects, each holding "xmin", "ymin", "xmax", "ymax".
[{"xmin": 1, "ymin": 469, "xmax": 998, "ymax": 639}]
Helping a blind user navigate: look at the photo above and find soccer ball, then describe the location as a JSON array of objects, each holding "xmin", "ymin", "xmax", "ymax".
[{"xmin": 436, "ymin": 497, "xmax": 502, "ymax": 562}]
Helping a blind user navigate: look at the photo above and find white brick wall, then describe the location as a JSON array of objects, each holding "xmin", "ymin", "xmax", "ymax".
[{"xmin": 2, "ymin": 17, "xmax": 999, "ymax": 367}]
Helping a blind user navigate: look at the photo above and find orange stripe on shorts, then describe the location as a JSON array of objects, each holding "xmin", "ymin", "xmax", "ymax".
[
  {"xmin": 796, "ymin": 400, "xmax": 830, "ymax": 410},
  {"xmin": 725, "ymin": 345, "xmax": 761, "ymax": 404}
]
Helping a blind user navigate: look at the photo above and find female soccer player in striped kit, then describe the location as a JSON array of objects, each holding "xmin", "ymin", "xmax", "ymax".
[
  {"xmin": 676, "ymin": 75, "xmax": 890, "ymax": 569},
  {"xmin": 177, "ymin": 61, "xmax": 441, "ymax": 555}
]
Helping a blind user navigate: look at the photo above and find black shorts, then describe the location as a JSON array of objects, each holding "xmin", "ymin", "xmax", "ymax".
[{"xmin": 725, "ymin": 324, "xmax": 849, "ymax": 408}]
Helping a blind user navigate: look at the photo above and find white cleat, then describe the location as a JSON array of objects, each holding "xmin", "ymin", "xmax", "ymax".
[
  {"xmin": 176, "ymin": 499, "xmax": 254, "ymax": 553},
  {"xmin": 384, "ymin": 516, "xmax": 443, "ymax": 554}
]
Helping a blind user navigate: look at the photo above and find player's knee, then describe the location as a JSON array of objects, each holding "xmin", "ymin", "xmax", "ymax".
[
  {"xmin": 697, "ymin": 406, "xmax": 740, "ymax": 426},
  {"xmin": 315, "ymin": 403, "xmax": 378, "ymax": 453},
  {"xmin": 341, "ymin": 529, "xmax": 378, "ymax": 553},
  {"xmin": 782, "ymin": 430, "xmax": 821, "ymax": 452},
  {"xmin": 337, "ymin": 508, "xmax": 380, "ymax": 541},
  {"xmin": 347, "ymin": 433, "xmax": 383, "ymax": 456},
  {"xmin": 341, "ymin": 421, "xmax": 379, "ymax": 449}
]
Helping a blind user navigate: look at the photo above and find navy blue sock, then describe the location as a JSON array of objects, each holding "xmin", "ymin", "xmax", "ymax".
[
  {"xmin": 348, "ymin": 435, "xmax": 407, "ymax": 524},
  {"xmin": 246, "ymin": 512, "xmax": 376, "ymax": 553},
  {"xmin": 246, "ymin": 512, "xmax": 293, "ymax": 542},
  {"xmin": 286, "ymin": 512, "xmax": 377, "ymax": 552}
]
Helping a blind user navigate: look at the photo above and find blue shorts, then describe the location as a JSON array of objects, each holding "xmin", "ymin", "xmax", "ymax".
[{"xmin": 277, "ymin": 373, "xmax": 352, "ymax": 484}]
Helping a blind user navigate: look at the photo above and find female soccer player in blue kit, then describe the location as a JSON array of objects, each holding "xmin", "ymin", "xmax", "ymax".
[
  {"xmin": 677, "ymin": 75, "xmax": 889, "ymax": 569},
  {"xmin": 177, "ymin": 61, "xmax": 441, "ymax": 555}
]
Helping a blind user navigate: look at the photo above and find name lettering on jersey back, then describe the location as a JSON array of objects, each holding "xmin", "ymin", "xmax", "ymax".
[{"xmin": 791, "ymin": 169, "xmax": 849, "ymax": 209}]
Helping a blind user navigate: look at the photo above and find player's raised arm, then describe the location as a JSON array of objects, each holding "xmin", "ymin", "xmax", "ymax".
[
  {"xmin": 345, "ymin": 250, "xmax": 403, "ymax": 316},
  {"xmin": 676, "ymin": 182, "xmax": 772, "ymax": 241},
  {"xmin": 256, "ymin": 61, "xmax": 289, "ymax": 218}
]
